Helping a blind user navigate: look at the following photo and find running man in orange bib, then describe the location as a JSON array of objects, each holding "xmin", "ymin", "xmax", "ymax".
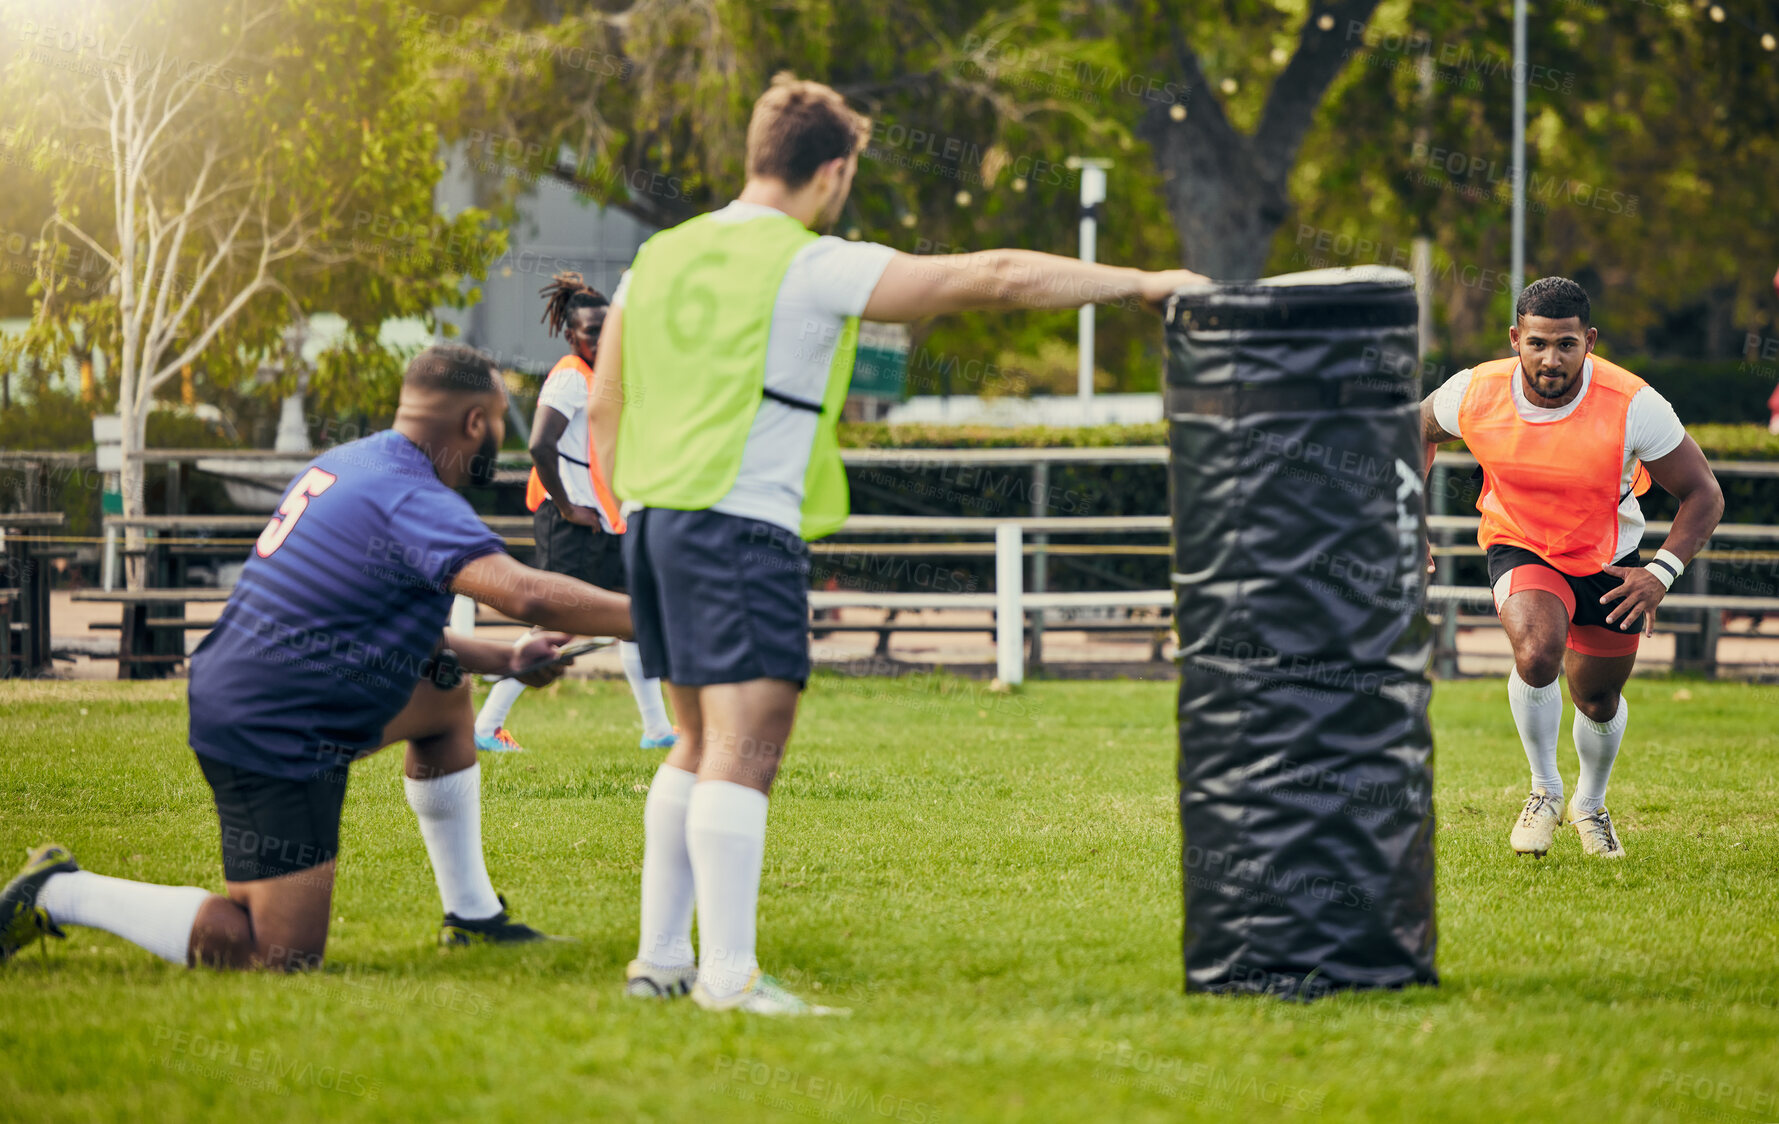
[{"xmin": 1422, "ymin": 277, "xmax": 1723, "ymax": 859}]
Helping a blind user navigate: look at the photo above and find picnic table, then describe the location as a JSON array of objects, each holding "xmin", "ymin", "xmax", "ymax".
[{"xmin": 70, "ymin": 588, "xmax": 231, "ymax": 680}]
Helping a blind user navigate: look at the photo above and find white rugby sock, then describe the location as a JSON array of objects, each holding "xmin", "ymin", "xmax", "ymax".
[
  {"xmin": 687, "ymin": 780, "xmax": 769, "ymax": 998},
  {"xmin": 1573, "ymin": 698, "xmax": 1628, "ymax": 815},
  {"xmin": 620, "ymin": 642, "xmax": 673, "ymax": 739},
  {"xmin": 1507, "ymin": 669, "xmax": 1565, "ymax": 798},
  {"xmin": 37, "ymin": 871, "xmax": 209, "ymax": 965},
  {"xmin": 404, "ymin": 763, "xmax": 502, "ymax": 921},
  {"xmin": 636, "ymin": 764, "xmax": 698, "ymax": 969},
  {"xmin": 475, "ymin": 677, "xmax": 528, "ymax": 739}
]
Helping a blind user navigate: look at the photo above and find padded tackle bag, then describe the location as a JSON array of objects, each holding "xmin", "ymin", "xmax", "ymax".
[{"xmin": 1166, "ymin": 266, "xmax": 1437, "ymax": 996}]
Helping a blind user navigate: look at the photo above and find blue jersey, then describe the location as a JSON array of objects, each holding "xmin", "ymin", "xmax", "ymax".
[{"xmin": 189, "ymin": 430, "xmax": 506, "ymax": 778}]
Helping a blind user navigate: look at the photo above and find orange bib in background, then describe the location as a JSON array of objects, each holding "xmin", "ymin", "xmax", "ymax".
[
  {"xmin": 1458, "ymin": 354, "xmax": 1650, "ymax": 577},
  {"xmin": 524, "ymin": 354, "xmax": 626, "ymax": 534}
]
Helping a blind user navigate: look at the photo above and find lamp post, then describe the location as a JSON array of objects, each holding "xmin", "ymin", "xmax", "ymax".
[
  {"xmin": 1510, "ymin": 0, "xmax": 1527, "ymax": 307},
  {"xmin": 1067, "ymin": 157, "xmax": 1112, "ymax": 405}
]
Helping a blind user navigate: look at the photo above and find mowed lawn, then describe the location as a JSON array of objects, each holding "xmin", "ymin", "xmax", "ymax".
[{"xmin": 2, "ymin": 673, "xmax": 1776, "ymax": 1123}]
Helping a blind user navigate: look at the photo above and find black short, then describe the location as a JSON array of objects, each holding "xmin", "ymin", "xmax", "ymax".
[
  {"xmin": 197, "ymin": 754, "xmax": 348, "ymax": 882},
  {"xmin": 623, "ymin": 507, "xmax": 811, "ymax": 688},
  {"xmin": 532, "ymin": 502, "xmax": 626, "ymax": 593},
  {"xmin": 1486, "ymin": 544, "xmax": 1641, "ymax": 631}
]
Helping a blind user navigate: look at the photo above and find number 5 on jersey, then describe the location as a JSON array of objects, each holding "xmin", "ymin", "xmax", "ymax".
[{"xmin": 257, "ymin": 467, "xmax": 338, "ymax": 557}]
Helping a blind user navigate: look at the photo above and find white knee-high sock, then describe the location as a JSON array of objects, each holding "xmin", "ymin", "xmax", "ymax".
[
  {"xmin": 687, "ymin": 780, "xmax": 770, "ymax": 997},
  {"xmin": 1507, "ymin": 669, "xmax": 1565, "ymax": 797},
  {"xmin": 1574, "ymin": 697, "xmax": 1628, "ymax": 814},
  {"xmin": 404, "ymin": 763, "xmax": 502, "ymax": 920},
  {"xmin": 475, "ymin": 677, "xmax": 528, "ymax": 739},
  {"xmin": 37, "ymin": 871, "xmax": 210, "ymax": 965},
  {"xmin": 636, "ymin": 764, "xmax": 698, "ymax": 968},
  {"xmin": 620, "ymin": 641, "xmax": 673, "ymax": 739}
]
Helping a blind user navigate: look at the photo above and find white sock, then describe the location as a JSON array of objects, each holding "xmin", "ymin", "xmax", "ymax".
[
  {"xmin": 636, "ymin": 764, "xmax": 698, "ymax": 969},
  {"xmin": 475, "ymin": 677, "xmax": 528, "ymax": 739},
  {"xmin": 686, "ymin": 780, "xmax": 770, "ymax": 997},
  {"xmin": 1507, "ymin": 669, "xmax": 1565, "ymax": 798},
  {"xmin": 620, "ymin": 641, "xmax": 673, "ymax": 738},
  {"xmin": 37, "ymin": 871, "xmax": 209, "ymax": 965},
  {"xmin": 404, "ymin": 763, "xmax": 502, "ymax": 920},
  {"xmin": 1573, "ymin": 698, "xmax": 1628, "ymax": 815}
]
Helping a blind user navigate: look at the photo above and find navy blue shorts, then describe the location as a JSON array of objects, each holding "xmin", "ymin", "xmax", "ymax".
[{"xmin": 623, "ymin": 507, "xmax": 810, "ymax": 688}]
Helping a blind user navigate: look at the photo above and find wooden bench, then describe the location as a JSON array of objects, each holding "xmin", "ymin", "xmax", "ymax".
[{"xmin": 70, "ymin": 589, "xmax": 230, "ymax": 679}]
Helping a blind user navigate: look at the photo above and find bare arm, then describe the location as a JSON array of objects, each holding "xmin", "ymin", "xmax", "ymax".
[
  {"xmin": 449, "ymin": 551, "xmax": 633, "ymax": 639},
  {"xmin": 861, "ymin": 249, "xmax": 1207, "ymax": 323},
  {"xmin": 1642, "ymin": 435, "xmax": 1724, "ymax": 565},
  {"xmin": 443, "ymin": 628, "xmax": 574, "ymax": 688},
  {"xmin": 586, "ymin": 306, "xmax": 623, "ymax": 490},
  {"xmin": 528, "ymin": 402, "xmax": 604, "ymax": 527},
  {"xmin": 1420, "ymin": 392, "xmax": 1458, "ymax": 477},
  {"xmin": 1599, "ymin": 435, "xmax": 1724, "ymax": 634}
]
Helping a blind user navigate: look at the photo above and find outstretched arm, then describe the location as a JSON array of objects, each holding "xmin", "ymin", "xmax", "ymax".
[
  {"xmin": 449, "ymin": 551, "xmax": 633, "ymax": 640},
  {"xmin": 861, "ymin": 249, "xmax": 1206, "ymax": 322}
]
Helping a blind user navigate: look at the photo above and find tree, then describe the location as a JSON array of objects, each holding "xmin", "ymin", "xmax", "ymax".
[{"xmin": 0, "ymin": 0, "xmax": 505, "ymax": 586}]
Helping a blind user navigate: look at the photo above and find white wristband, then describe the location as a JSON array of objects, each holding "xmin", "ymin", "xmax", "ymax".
[{"xmin": 1646, "ymin": 548, "xmax": 1684, "ymax": 591}]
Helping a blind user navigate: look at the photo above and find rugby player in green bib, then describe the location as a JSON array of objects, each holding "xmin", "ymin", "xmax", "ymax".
[{"xmin": 592, "ymin": 75, "xmax": 1206, "ymax": 1013}]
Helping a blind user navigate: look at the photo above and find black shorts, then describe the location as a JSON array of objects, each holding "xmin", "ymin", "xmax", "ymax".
[
  {"xmin": 532, "ymin": 502, "xmax": 626, "ymax": 594},
  {"xmin": 1486, "ymin": 544, "xmax": 1644, "ymax": 657},
  {"xmin": 197, "ymin": 754, "xmax": 348, "ymax": 882},
  {"xmin": 622, "ymin": 507, "xmax": 811, "ymax": 688}
]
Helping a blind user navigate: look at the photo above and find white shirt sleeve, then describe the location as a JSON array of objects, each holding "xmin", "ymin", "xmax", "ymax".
[
  {"xmin": 797, "ymin": 237, "xmax": 898, "ymax": 318},
  {"xmin": 1431, "ymin": 368, "xmax": 1474, "ymax": 438},
  {"xmin": 610, "ymin": 270, "xmax": 631, "ymax": 310},
  {"xmin": 536, "ymin": 367, "xmax": 587, "ymax": 421},
  {"xmin": 1625, "ymin": 386, "xmax": 1687, "ymax": 463}
]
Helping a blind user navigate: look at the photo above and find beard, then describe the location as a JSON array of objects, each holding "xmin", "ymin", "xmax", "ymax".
[{"xmin": 467, "ymin": 428, "xmax": 499, "ymax": 488}]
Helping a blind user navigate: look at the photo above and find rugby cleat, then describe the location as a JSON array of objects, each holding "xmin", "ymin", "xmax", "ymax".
[
  {"xmin": 439, "ymin": 895, "xmax": 553, "ymax": 946},
  {"xmin": 691, "ymin": 969, "xmax": 849, "ymax": 1016},
  {"xmin": 639, "ymin": 729, "xmax": 679, "ymax": 751},
  {"xmin": 1, "ymin": 844, "xmax": 78, "ymax": 964},
  {"xmin": 475, "ymin": 727, "xmax": 526, "ymax": 753},
  {"xmin": 625, "ymin": 958, "xmax": 697, "ymax": 999},
  {"xmin": 1568, "ymin": 798, "xmax": 1625, "ymax": 858},
  {"xmin": 1510, "ymin": 789, "xmax": 1564, "ymax": 858}
]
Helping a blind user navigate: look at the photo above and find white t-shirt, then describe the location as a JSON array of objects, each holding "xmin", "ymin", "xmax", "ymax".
[
  {"xmin": 536, "ymin": 363, "xmax": 600, "ymax": 511},
  {"xmin": 613, "ymin": 201, "xmax": 897, "ymax": 534},
  {"xmin": 1432, "ymin": 357, "xmax": 1687, "ymax": 560}
]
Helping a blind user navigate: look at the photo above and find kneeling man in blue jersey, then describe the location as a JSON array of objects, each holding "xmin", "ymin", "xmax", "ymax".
[
  {"xmin": 2, "ymin": 345, "xmax": 633, "ymax": 970},
  {"xmin": 591, "ymin": 75, "xmax": 1206, "ymax": 1013}
]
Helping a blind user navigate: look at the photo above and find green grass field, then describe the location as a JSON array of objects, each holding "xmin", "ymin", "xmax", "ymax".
[{"xmin": 2, "ymin": 673, "xmax": 1776, "ymax": 1123}]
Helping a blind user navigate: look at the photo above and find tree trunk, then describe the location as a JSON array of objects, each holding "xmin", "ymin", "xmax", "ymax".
[
  {"xmin": 121, "ymin": 384, "xmax": 148, "ymax": 592},
  {"xmin": 1136, "ymin": 1, "xmax": 1384, "ymax": 280}
]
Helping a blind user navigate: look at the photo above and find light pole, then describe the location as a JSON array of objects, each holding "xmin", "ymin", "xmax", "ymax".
[
  {"xmin": 1067, "ymin": 157, "xmax": 1112, "ymax": 404},
  {"xmin": 1510, "ymin": 0, "xmax": 1527, "ymax": 308}
]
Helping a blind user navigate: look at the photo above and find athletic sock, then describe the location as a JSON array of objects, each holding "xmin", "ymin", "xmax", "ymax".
[
  {"xmin": 474, "ymin": 677, "xmax": 528, "ymax": 739},
  {"xmin": 686, "ymin": 780, "xmax": 770, "ymax": 998},
  {"xmin": 1507, "ymin": 669, "xmax": 1565, "ymax": 798},
  {"xmin": 636, "ymin": 764, "xmax": 698, "ymax": 969},
  {"xmin": 404, "ymin": 763, "xmax": 502, "ymax": 921},
  {"xmin": 1573, "ymin": 697, "xmax": 1628, "ymax": 815},
  {"xmin": 620, "ymin": 641, "xmax": 673, "ymax": 739},
  {"xmin": 36, "ymin": 871, "xmax": 209, "ymax": 965}
]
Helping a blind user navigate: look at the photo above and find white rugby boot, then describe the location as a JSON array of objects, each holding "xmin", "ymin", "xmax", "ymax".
[
  {"xmin": 1510, "ymin": 788, "xmax": 1564, "ymax": 858},
  {"xmin": 1568, "ymin": 797, "xmax": 1626, "ymax": 859}
]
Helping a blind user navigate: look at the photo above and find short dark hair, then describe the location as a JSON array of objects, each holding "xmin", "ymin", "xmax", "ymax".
[
  {"xmin": 745, "ymin": 73, "xmax": 871, "ymax": 189},
  {"xmin": 1516, "ymin": 276, "xmax": 1591, "ymax": 327},
  {"xmin": 404, "ymin": 344, "xmax": 500, "ymax": 395}
]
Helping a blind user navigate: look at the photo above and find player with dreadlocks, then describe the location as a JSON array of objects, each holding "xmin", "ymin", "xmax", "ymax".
[{"xmin": 472, "ymin": 272, "xmax": 676, "ymax": 753}]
